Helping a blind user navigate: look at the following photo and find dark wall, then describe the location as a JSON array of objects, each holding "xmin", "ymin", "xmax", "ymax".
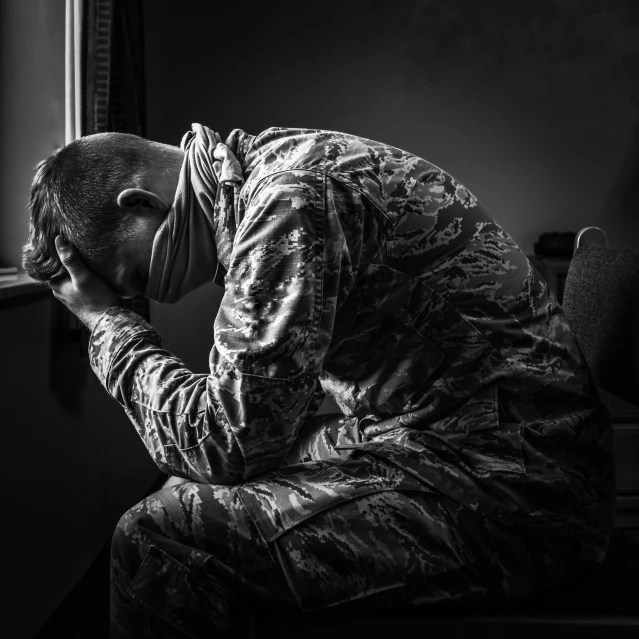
[
  {"xmin": 1, "ymin": 294, "xmax": 158, "ymax": 639},
  {"xmin": 143, "ymin": 0, "xmax": 639, "ymax": 370},
  {"xmin": 144, "ymin": 0, "xmax": 639, "ymax": 249}
]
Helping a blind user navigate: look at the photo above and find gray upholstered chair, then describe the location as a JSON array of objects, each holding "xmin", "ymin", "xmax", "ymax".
[{"xmin": 562, "ymin": 226, "xmax": 639, "ymax": 406}]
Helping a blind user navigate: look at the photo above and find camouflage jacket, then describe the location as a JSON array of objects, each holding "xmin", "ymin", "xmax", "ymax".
[{"xmin": 90, "ymin": 127, "xmax": 615, "ymax": 561}]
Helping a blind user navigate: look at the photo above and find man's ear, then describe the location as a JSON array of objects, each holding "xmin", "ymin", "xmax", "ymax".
[{"xmin": 117, "ymin": 188, "xmax": 168, "ymax": 213}]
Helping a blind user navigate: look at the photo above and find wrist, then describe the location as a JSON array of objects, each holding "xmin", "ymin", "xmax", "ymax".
[{"xmin": 79, "ymin": 306, "xmax": 117, "ymax": 332}]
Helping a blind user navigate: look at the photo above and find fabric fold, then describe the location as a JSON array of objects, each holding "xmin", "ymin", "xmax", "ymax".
[{"xmin": 146, "ymin": 123, "xmax": 244, "ymax": 303}]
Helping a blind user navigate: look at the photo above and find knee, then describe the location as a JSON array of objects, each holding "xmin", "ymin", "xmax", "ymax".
[{"xmin": 111, "ymin": 499, "xmax": 156, "ymax": 585}]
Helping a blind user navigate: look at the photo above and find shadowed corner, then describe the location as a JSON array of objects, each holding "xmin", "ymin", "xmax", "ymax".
[
  {"xmin": 49, "ymin": 297, "xmax": 91, "ymax": 415},
  {"xmin": 401, "ymin": 0, "xmax": 639, "ymax": 128},
  {"xmin": 605, "ymin": 120, "xmax": 639, "ymax": 249}
]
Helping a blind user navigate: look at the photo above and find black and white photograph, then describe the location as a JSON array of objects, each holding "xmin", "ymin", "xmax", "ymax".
[{"xmin": 1, "ymin": 1, "xmax": 638, "ymax": 637}]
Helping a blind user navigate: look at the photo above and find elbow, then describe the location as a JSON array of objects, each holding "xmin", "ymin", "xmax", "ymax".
[
  {"xmin": 171, "ymin": 404, "xmax": 298, "ymax": 485},
  {"xmin": 175, "ymin": 439, "xmax": 285, "ymax": 486}
]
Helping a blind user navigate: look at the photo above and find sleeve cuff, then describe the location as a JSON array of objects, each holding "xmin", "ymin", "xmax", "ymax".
[{"xmin": 89, "ymin": 306, "xmax": 160, "ymax": 385}]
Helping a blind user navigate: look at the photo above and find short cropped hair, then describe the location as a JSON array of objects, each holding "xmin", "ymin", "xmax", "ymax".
[{"xmin": 22, "ymin": 132, "xmax": 162, "ymax": 282}]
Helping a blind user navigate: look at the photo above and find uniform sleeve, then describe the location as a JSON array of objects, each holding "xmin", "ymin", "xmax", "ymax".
[{"xmin": 89, "ymin": 170, "xmax": 354, "ymax": 484}]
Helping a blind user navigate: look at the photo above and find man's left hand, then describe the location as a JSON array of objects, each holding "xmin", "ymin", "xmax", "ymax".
[{"xmin": 50, "ymin": 235, "xmax": 119, "ymax": 331}]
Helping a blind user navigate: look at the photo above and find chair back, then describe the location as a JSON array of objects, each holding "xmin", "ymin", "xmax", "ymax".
[{"xmin": 562, "ymin": 228, "xmax": 639, "ymax": 406}]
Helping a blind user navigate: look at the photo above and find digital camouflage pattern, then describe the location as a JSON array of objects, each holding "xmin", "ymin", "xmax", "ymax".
[
  {"xmin": 111, "ymin": 454, "xmax": 585, "ymax": 637},
  {"xmin": 91, "ymin": 127, "xmax": 615, "ymax": 628}
]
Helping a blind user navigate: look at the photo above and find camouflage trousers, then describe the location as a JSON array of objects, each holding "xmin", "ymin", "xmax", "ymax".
[{"xmin": 111, "ymin": 416, "xmax": 586, "ymax": 638}]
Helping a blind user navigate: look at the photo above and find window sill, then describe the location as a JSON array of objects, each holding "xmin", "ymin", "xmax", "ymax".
[{"xmin": 0, "ymin": 272, "xmax": 48, "ymax": 302}]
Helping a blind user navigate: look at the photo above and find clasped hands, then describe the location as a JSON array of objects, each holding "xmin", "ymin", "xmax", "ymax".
[{"xmin": 49, "ymin": 235, "xmax": 120, "ymax": 331}]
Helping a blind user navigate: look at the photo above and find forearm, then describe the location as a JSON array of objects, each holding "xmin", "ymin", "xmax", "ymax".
[{"xmin": 89, "ymin": 307, "xmax": 314, "ymax": 483}]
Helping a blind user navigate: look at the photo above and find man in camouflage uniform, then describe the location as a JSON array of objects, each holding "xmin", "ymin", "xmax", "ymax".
[{"xmin": 25, "ymin": 125, "xmax": 615, "ymax": 638}]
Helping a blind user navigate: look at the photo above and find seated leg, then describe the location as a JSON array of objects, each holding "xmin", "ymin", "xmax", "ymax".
[
  {"xmin": 110, "ymin": 481, "xmax": 295, "ymax": 638},
  {"xmin": 110, "ymin": 453, "xmax": 587, "ymax": 637}
]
